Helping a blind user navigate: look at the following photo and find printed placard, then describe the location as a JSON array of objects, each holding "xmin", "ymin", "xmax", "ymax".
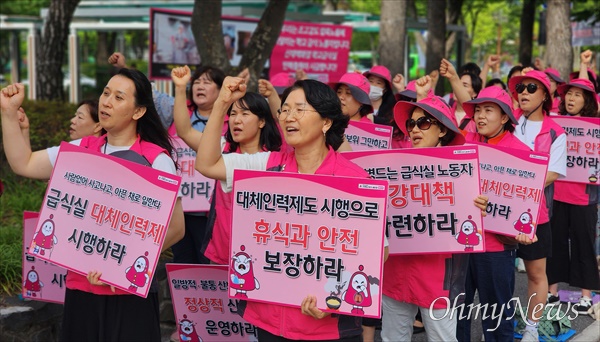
[
  {"xmin": 552, "ymin": 116, "xmax": 600, "ymax": 184},
  {"xmin": 167, "ymin": 264, "xmax": 258, "ymax": 341},
  {"xmin": 22, "ymin": 211, "xmax": 67, "ymax": 304},
  {"xmin": 28, "ymin": 142, "xmax": 181, "ymax": 298},
  {"xmin": 173, "ymin": 137, "xmax": 214, "ymax": 212},
  {"xmin": 230, "ymin": 170, "xmax": 388, "ymax": 318},
  {"xmin": 473, "ymin": 143, "xmax": 549, "ymax": 239},
  {"xmin": 344, "ymin": 121, "xmax": 393, "ymax": 151},
  {"xmin": 269, "ymin": 21, "xmax": 352, "ymax": 83},
  {"xmin": 344, "ymin": 146, "xmax": 485, "ymax": 254}
]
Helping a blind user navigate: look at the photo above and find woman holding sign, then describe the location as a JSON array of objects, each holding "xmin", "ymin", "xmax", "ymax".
[
  {"xmin": 508, "ymin": 69, "xmax": 567, "ymax": 342},
  {"xmin": 449, "ymin": 79, "xmax": 534, "ymax": 341},
  {"xmin": 547, "ymin": 77, "xmax": 599, "ymax": 314},
  {"xmin": 1, "ymin": 69, "xmax": 185, "ymax": 341},
  {"xmin": 380, "ymin": 76, "xmax": 488, "ymax": 342},
  {"xmin": 170, "ymin": 65, "xmax": 283, "ymax": 266},
  {"xmin": 196, "ymin": 77, "xmax": 385, "ymax": 341}
]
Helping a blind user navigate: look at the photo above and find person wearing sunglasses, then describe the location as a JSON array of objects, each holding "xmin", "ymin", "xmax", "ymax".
[
  {"xmin": 379, "ymin": 76, "xmax": 488, "ymax": 342},
  {"xmin": 456, "ymin": 86, "xmax": 537, "ymax": 341},
  {"xmin": 196, "ymin": 76, "xmax": 389, "ymax": 341},
  {"xmin": 507, "ymin": 69, "xmax": 567, "ymax": 342},
  {"xmin": 546, "ymin": 78, "xmax": 600, "ymax": 315}
]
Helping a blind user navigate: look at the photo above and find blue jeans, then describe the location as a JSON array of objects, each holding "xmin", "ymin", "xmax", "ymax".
[{"xmin": 456, "ymin": 249, "xmax": 516, "ymax": 342}]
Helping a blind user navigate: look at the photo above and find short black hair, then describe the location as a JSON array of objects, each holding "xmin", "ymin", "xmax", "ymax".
[{"xmin": 281, "ymin": 80, "xmax": 348, "ymax": 150}]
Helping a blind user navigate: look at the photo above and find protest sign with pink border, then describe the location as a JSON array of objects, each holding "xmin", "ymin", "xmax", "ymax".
[
  {"xmin": 167, "ymin": 264, "xmax": 258, "ymax": 341},
  {"xmin": 552, "ymin": 116, "xmax": 600, "ymax": 184},
  {"xmin": 22, "ymin": 211, "xmax": 67, "ymax": 304},
  {"xmin": 173, "ymin": 137, "xmax": 214, "ymax": 212},
  {"xmin": 473, "ymin": 143, "xmax": 549, "ymax": 240},
  {"xmin": 344, "ymin": 121, "xmax": 393, "ymax": 151},
  {"xmin": 28, "ymin": 142, "xmax": 180, "ymax": 298},
  {"xmin": 229, "ymin": 170, "xmax": 388, "ymax": 318},
  {"xmin": 344, "ymin": 146, "xmax": 484, "ymax": 255}
]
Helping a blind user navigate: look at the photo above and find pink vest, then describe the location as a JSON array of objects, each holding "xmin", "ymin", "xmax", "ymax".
[
  {"xmin": 66, "ymin": 135, "xmax": 167, "ymax": 295},
  {"xmin": 554, "ymin": 182, "xmax": 598, "ymax": 206},
  {"xmin": 238, "ymin": 147, "xmax": 366, "ymax": 340}
]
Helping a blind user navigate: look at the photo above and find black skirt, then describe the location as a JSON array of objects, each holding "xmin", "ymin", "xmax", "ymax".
[{"xmin": 61, "ymin": 288, "xmax": 161, "ymax": 342}]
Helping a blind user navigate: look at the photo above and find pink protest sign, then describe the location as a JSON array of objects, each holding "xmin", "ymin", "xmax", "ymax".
[
  {"xmin": 345, "ymin": 121, "xmax": 393, "ymax": 151},
  {"xmin": 344, "ymin": 146, "xmax": 484, "ymax": 255},
  {"xmin": 552, "ymin": 116, "xmax": 600, "ymax": 184},
  {"xmin": 28, "ymin": 142, "xmax": 181, "ymax": 298},
  {"xmin": 173, "ymin": 137, "xmax": 214, "ymax": 212},
  {"xmin": 473, "ymin": 143, "xmax": 549, "ymax": 240},
  {"xmin": 230, "ymin": 170, "xmax": 388, "ymax": 318},
  {"xmin": 167, "ymin": 264, "xmax": 258, "ymax": 341},
  {"xmin": 22, "ymin": 211, "xmax": 67, "ymax": 304},
  {"xmin": 270, "ymin": 21, "xmax": 352, "ymax": 83}
]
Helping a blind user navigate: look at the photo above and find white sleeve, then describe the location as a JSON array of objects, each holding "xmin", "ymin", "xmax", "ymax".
[
  {"xmin": 384, "ymin": 235, "xmax": 389, "ymax": 247},
  {"xmin": 221, "ymin": 152, "xmax": 271, "ymax": 193},
  {"xmin": 151, "ymin": 153, "xmax": 177, "ymax": 175},
  {"xmin": 547, "ymin": 134, "xmax": 567, "ymax": 178},
  {"xmin": 46, "ymin": 139, "xmax": 83, "ymax": 167}
]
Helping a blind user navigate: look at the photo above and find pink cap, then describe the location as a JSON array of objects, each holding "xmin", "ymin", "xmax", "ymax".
[
  {"xmin": 331, "ymin": 72, "xmax": 372, "ymax": 106},
  {"xmin": 363, "ymin": 65, "xmax": 392, "ymax": 88},
  {"xmin": 508, "ymin": 70, "xmax": 552, "ymax": 101},
  {"xmin": 463, "ymin": 86, "xmax": 518, "ymax": 124},
  {"xmin": 557, "ymin": 78, "xmax": 599, "ymax": 113},
  {"xmin": 394, "ymin": 95, "xmax": 465, "ymax": 146},
  {"xmin": 544, "ymin": 68, "xmax": 565, "ymax": 84},
  {"xmin": 270, "ymin": 72, "xmax": 295, "ymax": 95}
]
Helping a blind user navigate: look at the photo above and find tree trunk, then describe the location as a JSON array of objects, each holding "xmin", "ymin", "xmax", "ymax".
[
  {"xmin": 379, "ymin": 0, "xmax": 407, "ymax": 77},
  {"xmin": 191, "ymin": 0, "xmax": 289, "ymax": 91},
  {"xmin": 426, "ymin": 0, "xmax": 446, "ymax": 95},
  {"xmin": 445, "ymin": 0, "xmax": 463, "ymax": 57},
  {"xmin": 35, "ymin": 0, "xmax": 80, "ymax": 101},
  {"xmin": 238, "ymin": 0, "xmax": 290, "ymax": 89},
  {"xmin": 519, "ymin": 0, "xmax": 536, "ymax": 66},
  {"xmin": 192, "ymin": 0, "xmax": 230, "ymax": 72},
  {"xmin": 545, "ymin": 0, "xmax": 572, "ymax": 79}
]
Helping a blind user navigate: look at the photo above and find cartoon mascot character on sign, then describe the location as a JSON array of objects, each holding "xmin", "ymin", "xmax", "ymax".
[
  {"xmin": 343, "ymin": 265, "xmax": 372, "ymax": 315},
  {"xmin": 455, "ymin": 215, "xmax": 482, "ymax": 251},
  {"xmin": 23, "ymin": 266, "xmax": 43, "ymax": 297},
  {"xmin": 32, "ymin": 214, "xmax": 58, "ymax": 256},
  {"xmin": 178, "ymin": 315, "xmax": 202, "ymax": 342},
  {"xmin": 230, "ymin": 245, "xmax": 260, "ymax": 298},
  {"xmin": 514, "ymin": 209, "xmax": 534, "ymax": 235},
  {"xmin": 125, "ymin": 252, "xmax": 150, "ymax": 292}
]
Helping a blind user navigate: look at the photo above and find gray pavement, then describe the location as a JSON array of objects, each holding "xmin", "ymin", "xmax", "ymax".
[{"xmin": 377, "ymin": 272, "xmax": 598, "ymax": 342}]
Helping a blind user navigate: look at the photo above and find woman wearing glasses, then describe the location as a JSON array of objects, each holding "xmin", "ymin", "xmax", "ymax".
[
  {"xmin": 170, "ymin": 66, "xmax": 284, "ymax": 266},
  {"xmin": 507, "ymin": 69, "xmax": 567, "ymax": 342},
  {"xmin": 380, "ymin": 76, "xmax": 488, "ymax": 342},
  {"xmin": 196, "ymin": 76, "xmax": 381, "ymax": 341}
]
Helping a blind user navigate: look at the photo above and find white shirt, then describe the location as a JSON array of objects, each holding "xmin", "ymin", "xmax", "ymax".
[{"xmin": 514, "ymin": 116, "xmax": 567, "ymax": 177}]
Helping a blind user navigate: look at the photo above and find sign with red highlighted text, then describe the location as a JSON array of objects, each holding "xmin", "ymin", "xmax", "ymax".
[
  {"xmin": 473, "ymin": 143, "xmax": 549, "ymax": 240},
  {"xmin": 230, "ymin": 170, "xmax": 388, "ymax": 318},
  {"xmin": 167, "ymin": 264, "xmax": 258, "ymax": 341},
  {"xmin": 344, "ymin": 146, "xmax": 484, "ymax": 255},
  {"xmin": 28, "ymin": 142, "xmax": 181, "ymax": 298},
  {"xmin": 22, "ymin": 211, "xmax": 67, "ymax": 304},
  {"xmin": 552, "ymin": 116, "xmax": 600, "ymax": 184},
  {"xmin": 173, "ymin": 137, "xmax": 214, "ymax": 212},
  {"xmin": 344, "ymin": 121, "xmax": 393, "ymax": 151}
]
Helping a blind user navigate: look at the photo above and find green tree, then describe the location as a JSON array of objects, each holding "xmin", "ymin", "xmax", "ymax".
[{"xmin": 0, "ymin": 0, "xmax": 50, "ymax": 16}]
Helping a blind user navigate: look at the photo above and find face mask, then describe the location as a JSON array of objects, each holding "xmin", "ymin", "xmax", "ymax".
[{"xmin": 369, "ymin": 85, "xmax": 384, "ymax": 101}]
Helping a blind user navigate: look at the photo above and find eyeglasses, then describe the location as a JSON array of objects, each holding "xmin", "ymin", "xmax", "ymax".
[
  {"xmin": 406, "ymin": 116, "xmax": 438, "ymax": 132},
  {"xmin": 277, "ymin": 105, "xmax": 317, "ymax": 121},
  {"xmin": 515, "ymin": 83, "xmax": 539, "ymax": 94}
]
